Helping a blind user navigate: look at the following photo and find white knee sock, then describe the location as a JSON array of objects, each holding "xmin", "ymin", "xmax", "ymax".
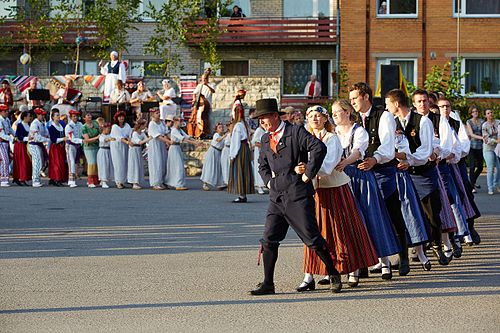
[
  {"xmin": 415, "ymin": 245, "xmax": 428, "ymax": 263},
  {"xmin": 303, "ymin": 273, "xmax": 314, "ymax": 283},
  {"xmin": 442, "ymin": 233, "xmax": 452, "ymax": 251}
]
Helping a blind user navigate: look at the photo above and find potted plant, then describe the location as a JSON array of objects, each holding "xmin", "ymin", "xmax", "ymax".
[{"xmin": 481, "ymin": 78, "xmax": 492, "ymax": 94}]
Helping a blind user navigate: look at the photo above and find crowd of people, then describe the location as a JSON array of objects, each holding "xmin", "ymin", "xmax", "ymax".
[{"xmin": 246, "ymin": 84, "xmax": 492, "ymax": 296}]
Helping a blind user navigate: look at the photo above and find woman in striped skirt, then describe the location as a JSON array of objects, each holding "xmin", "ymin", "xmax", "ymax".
[
  {"xmin": 228, "ymin": 104, "xmax": 254, "ymax": 203},
  {"xmin": 295, "ymin": 105, "xmax": 378, "ymax": 291}
]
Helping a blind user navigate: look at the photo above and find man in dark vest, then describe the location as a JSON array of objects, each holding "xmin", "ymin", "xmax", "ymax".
[
  {"xmin": 249, "ymin": 98, "xmax": 342, "ymax": 295},
  {"xmin": 348, "ymin": 82, "xmax": 408, "ymax": 278},
  {"xmin": 385, "ymin": 89, "xmax": 448, "ymax": 266}
]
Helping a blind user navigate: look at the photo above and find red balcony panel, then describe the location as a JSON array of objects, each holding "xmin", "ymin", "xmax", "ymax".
[{"xmin": 187, "ymin": 17, "xmax": 337, "ymax": 45}]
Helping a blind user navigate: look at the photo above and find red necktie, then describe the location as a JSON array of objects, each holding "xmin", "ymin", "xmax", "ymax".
[{"xmin": 269, "ymin": 127, "xmax": 283, "ymax": 153}]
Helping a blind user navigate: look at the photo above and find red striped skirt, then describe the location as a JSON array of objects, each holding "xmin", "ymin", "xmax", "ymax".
[
  {"xmin": 303, "ymin": 184, "xmax": 379, "ymax": 275},
  {"xmin": 13, "ymin": 142, "xmax": 31, "ymax": 181}
]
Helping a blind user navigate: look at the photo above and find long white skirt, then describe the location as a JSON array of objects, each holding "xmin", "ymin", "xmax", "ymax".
[
  {"xmin": 165, "ymin": 145, "xmax": 185, "ymax": 188},
  {"xmin": 110, "ymin": 141, "xmax": 128, "ymax": 184},
  {"xmin": 97, "ymin": 148, "xmax": 114, "ymax": 182},
  {"xmin": 148, "ymin": 138, "xmax": 167, "ymax": 187},
  {"xmin": 159, "ymin": 103, "xmax": 177, "ymax": 120},
  {"xmin": 220, "ymin": 146, "xmax": 230, "ymax": 186},
  {"xmin": 253, "ymin": 146, "xmax": 265, "ymax": 187},
  {"xmin": 127, "ymin": 146, "xmax": 144, "ymax": 184},
  {"xmin": 200, "ymin": 146, "xmax": 223, "ymax": 187}
]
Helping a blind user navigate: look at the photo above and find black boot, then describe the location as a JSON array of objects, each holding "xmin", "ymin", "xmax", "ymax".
[
  {"xmin": 468, "ymin": 219, "xmax": 481, "ymax": 245},
  {"xmin": 250, "ymin": 245, "xmax": 278, "ymax": 296},
  {"xmin": 315, "ymin": 247, "xmax": 342, "ymax": 293},
  {"xmin": 398, "ymin": 244, "xmax": 410, "ymax": 276}
]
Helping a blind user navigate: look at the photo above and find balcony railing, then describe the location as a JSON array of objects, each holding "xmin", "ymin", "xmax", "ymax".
[
  {"xmin": 187, "ymin": 17, "xmax": 337, "ymax": 44},
  {"xmin": 0, "ymin": 20, "xmax": 100, "ymax": 45}
]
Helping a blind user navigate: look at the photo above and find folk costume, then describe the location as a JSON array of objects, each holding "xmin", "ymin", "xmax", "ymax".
[
  {"xmin": 82, "ymin": 120, "xmax": 100, "ymax": 186},
  {"xmin": 220, "ymin": 132, "xmax": 231, "ymax": 186},
  {"xmin": 147, "ymin": 119, "xmax": 168, "ymax": 188},
  {"xmin": 110, "ymin": 120, "xmax": 132, "ymax": 188},
  {"xmin": 13, "ymin": 120, "xmax": 32, "ymax": 183},
  {"xmin": 0, "ymin": 107, "xmax": 14, "ymax": 186},
  {"xmin": 165, "ymin": 127, "xmax": 189, "ymax": 189},
  {"xmin": 97, "ymin": 132, "xmax": 114, "ymax": 188},
  {"xmin": 251, "ymin": 126, "xmax": 266, "ymax": 193},
  {"xmin": 250, "ymin": 98, "xmax": 341, "ymax": 296},
  {"xmin": 127, "ymin": 131, "xmax": 147, "ymax": 187},
  {"xmin": 100, "ymin": 52, "xmax": 127, "ymax": 102},
  {"xmin": 28, "ymin": 109, "xmax": 50, "ymax": 187},
  {"xmin": 301, "ymin": 106, "xmax": 378, "ymax": 291},
  {"xmin": 65, "ymin": 111, "xmax": 83, "ymax": 188},
  {"xmin": 200, "ymin": 132, "xmax": 224, "ymax": 188},
  {"xmin": 228, "ymin": 118, "xmax": 254, "ymax": 200},
  {"xmin": 48, "ymin": 120, "xmax": 68, "ymax": 184}
]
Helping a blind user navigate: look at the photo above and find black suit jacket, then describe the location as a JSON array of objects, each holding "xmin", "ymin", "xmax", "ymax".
[{"xmin": 258, "ymin": 122, "xmax": 326, "ymax": 202}]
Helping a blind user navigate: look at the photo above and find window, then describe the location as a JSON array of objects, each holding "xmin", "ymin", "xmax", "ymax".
[
  {"xmin": 377, "ymin": 0, "xmax": 417, "ymax": 17},
  {"xmin": 49, "ymin": 60, "xmax": 98, "ymax": 75},
  {"xmin": 49, "ymin": 0, "xmax": 94, "ymax": 18},
  {"xmin": 284, "ymin": 0, "xmax": 332, "ymax": 17},
  {"xmin": 375, "ymin": 58, "xmax": 417, "ymax": 88},
  {"xmin": 454, "ymin": 0, "xmax": 500, "ymax": 17},
  {"xmin": 461, "ymin": 58, "xmax": 500, "ymax": 96},
  {"xmin": 226, "ymin": 0, "xmax": 251, "ymax": 17},
  {"xmin": 0, "ymin": 60, "xmax": 17, "ymax": 75},
  {"xmin": 129, "ymin": 60, "xmax": 163, "ymax": 77},
  {"xmin": 221, "ymin": 61, "xmax": 249, "ymax": 76},
  {"xmin": 140, "ymin": 0, "xmax": 165, "ymax": 20},
  {"xmin": 283, "ymin": 60, "xmax": 331, "ymax": 96},
  {"xmin": 0, "ymin": 0, "xmax": 16, "ymax": 18}
]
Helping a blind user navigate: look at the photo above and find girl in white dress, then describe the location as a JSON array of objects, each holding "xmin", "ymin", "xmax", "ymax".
[
  {"xmin": 251, "ymin": 124, "xmax": 266, "ymax": 194},
  {"xmin": 157, "ymin": 79, "xmax": 177, "ymax": 120},
  {"xmin": 110, "ymin": 111, "xmax": 132, "ymax": 189},
  {"xmin": 148, "ymin": 109, "xmax": 171, "ymax": 190},
  {"xmin": 220, "ymin": 124, "xmax": 231, "ymax": 188},
  {"xmin": 201, "ymin": 123, "xmax": 226, "ymax": 190},
  {"xmin": 97, "ymin": 123, "xmax": 114, "ymax": 188},
  {"xmin": 165, "ymin": 117, "xmax": 200, "ymax": 190},
  {"xmin": 127, "ymin": 120, "xmax": 151, "ymax": 189}
]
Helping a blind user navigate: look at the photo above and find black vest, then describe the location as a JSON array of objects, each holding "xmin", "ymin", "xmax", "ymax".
[
  {"xmin": 356, "ymin": 107, "xmax": 397, "ymax": 167},
  {"xmin": 426, "ymin": 111, "xmax": 440, "ymax": 138},
  {"xmin": 396, "ymin": 111, "xmax": 436, "ymax": 174},
  {"xmin": 107, "ymin": 61, "xmax": 121, "ymax": 74},
  {"xmin": 448, "ymin": 117, "xmax": 460, "ymax": 133}
]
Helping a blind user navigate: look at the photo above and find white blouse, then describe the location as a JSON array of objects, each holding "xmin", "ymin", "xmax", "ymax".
[{"xmin": 229, "ymin": 121, "xmax": 248, "ymax": 160}]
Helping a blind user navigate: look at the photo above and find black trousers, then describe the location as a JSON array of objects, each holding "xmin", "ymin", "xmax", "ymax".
[
  {"xmin": 384, "ymin": 190, "xmax": 408, "ymax": 259},
  {"xmin": 468, "ymin": 148, "xmax": 484, "ymax": 186},
  {"xmin": 260, "ymin": 196, "xmax": 325, "ymax": 250},
  {"xmin": 420, "ymin": 189, "xmax": 442, "ymax": 246}
]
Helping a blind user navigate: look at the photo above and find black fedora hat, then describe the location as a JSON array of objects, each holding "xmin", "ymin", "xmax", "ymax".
[{"xmin": 251, "ymin": 98, "xmax": 285, "ymax": 119}]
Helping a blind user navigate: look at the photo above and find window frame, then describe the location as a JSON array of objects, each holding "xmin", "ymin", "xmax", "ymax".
[
  {"xmin": 453, "ymin": 0, "xmax": 500, "ymax": 18},
  {"xmin": 459, "ymin": 57, "xmax": 500, "ymax": 98},
  {"xmin": 283, "ymin": 0, "xmax": 334, "ymax": 18},
  {"xmin": 282, "ymin": 59, "xmax": 332, "ymax": 97},
  {"xmin": 139, "ymin": 0, "xmax": 165, "ymax": 22},
  {"xmin": 375, "ymin": 58, "xmax": 418, "ymax": 89},
  {"xmin": 220, "ymin": 60, "xmax": 250, "ymax": 76},
  {"xmin": 376, "ymin": 0, "xmax": 418, "ymax": 18},
  {"xmin": 49, "ymin": 60, "xmax": 99, "ymax": 76},
  {"xmin": 129, "ymin": 60, "xmax": 164, "ymax": 77}
]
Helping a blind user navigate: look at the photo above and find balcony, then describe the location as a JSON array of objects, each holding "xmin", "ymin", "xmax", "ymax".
[
  {"xmin": 187, "ymin": 17, "xmax": 337, "ymax": 45},
  {"xmin": 0, "ymin": 20, "xmax": 100, "ymax": 45}
]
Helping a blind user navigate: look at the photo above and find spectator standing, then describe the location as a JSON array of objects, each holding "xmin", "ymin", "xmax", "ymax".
[
  {"xmin": 482, "ymin": 109, "xmax": 500, "ymax": 195},
  {"xmin": 466, "ymin": 106, "xmax": 484, "ymax": 191}
]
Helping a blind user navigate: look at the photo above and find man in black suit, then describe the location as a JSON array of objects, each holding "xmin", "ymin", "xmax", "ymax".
[{"xmin": 249, "ymin": 98, "xmax": 342, "ymax": 296}]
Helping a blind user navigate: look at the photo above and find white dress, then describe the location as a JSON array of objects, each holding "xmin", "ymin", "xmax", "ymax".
[
  {"xmin": 110, "ymin": 123, "xmax": 132, "ymax": 184},
  {"xmin": 100, "ymin": 60, "xmax": 127, "ymax": 99},
  {"xmin": 147, "ymin": 120, "xmax": 168, "ymax": 187},
  {"xmin": 220, "ymin": 133, "xmax": 231, "ymax": 186},
  {"xmin": 127, "ymin": 131, "xmax": 145, "ymax": 184},
  {"xmin": 165, "ymin": 127, "xmax": 188, "ymax": 188},
  {"xmin": 97, "ymin": 134, "xmax": 114, "ymax": 182},
  {"xmin": 251, "ymin": 126, "xmax": 265, "ymax": 187},
  {"xmin": 159, "ymin": 87, "xmax": 177, "ymax": 120},
  {"xmin": 200, "ymin": 132, "xmax": 224, "ymax": 186}
]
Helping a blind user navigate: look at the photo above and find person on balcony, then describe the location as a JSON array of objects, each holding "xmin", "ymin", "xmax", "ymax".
[
  {"xmin": 230, "ymin": 5, "xmax": 246, "ymax": 18},
  {"xmin": 99, "ymin": 51, "xmax": 127, "ymax": 103},
  {"xmin": 304, "ymin": 75, "xmax": 321, "ymax": 99}
]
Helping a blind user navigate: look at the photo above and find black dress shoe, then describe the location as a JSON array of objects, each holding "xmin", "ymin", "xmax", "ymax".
[
  {"xmin": 358, "ymin": 267, "xmax": 369, "ymax": 278},
  {"xmin": 432, "ymin": 247, "xmax": 449, "ymax": 266},
  {"xmin": 317, "ymin": 277, "xmax": 330, "ymax": 285},
  {"xmin": 13, "ymin": 179, "xmax": 22, "ymax": 186},
  {"xmin": 49, "ymin": 179, "xmax": 58, "ymax": 186},
  {"xmin": 329, "ymin": 275, "xmax": 342, "ymax": 293},
  {"xmin": 370, "ymin": 267, "xmax": 382, "ymax": 274},
  {"xmin": 233, "ymin": 197, "xmax": 247, "ymax": 203},
  {"xmin": 296, "ymin": 280, "xmax": 315, "ymax": 292},
  {"xmin": 451, "ymin": 244, "xmax": 462, "ymax": 258},
  {"xmin": 21, "ymin": 181, "xmax": 29, "ymax": 186},
  {"xmin": 249, "ymin": 282, "xmax": 275, "ymax": 296},
  {"xmin": 470, "ymin": 228, "xmax": 481, "ymax": 245},
  {"xmin": 347, "ymin": 274, "xmax": 359, "ymax": 287},
  {"xmin": 398, "ymin": 259, "xmax": 410, "ymax": 276},
  {"xmin": 422, "ymin": 260, "xmax": 432, "ymax": 271}
]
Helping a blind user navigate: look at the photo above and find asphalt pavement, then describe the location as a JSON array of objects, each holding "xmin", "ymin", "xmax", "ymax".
[{"xmin": 0, "ymin": 175, "xmax": 499, "ymax": 332}]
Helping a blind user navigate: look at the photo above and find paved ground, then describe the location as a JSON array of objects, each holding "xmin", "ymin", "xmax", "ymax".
[{"xmin": 0, "ymin": 175, "xmax": 499, "ymax": 332}]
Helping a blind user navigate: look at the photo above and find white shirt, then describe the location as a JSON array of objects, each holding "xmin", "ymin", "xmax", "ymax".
[
  {"xmin": 65, "ymin": 120, "xmax": 83, "ymax": 144},
  {"xmin": 229, "ymin": 121, "xmax": 248, "ymax": 160},
  {"xmin": 315, "ymin": 130, "xmax": 351, "ymax": 187},
  {"xmin": 450, "ymin": 111, "xmax": 471, "ymax": 157},
  {"xmin": 131, "ymin": 131, "xmax": 146, "ymax": 144},
  {"xmin": 29, "ymin": 118, "xmax": 50, "ymax": 143},
  {"xmin": 211, "ymin": 133, "xmax": 225, "ymax": 150},
  {"xmin": 193, "ymin": 83, "xmax": 215, "ymax": 105},
  {"xmin": 162, "ymin": 87, "xmax": 177, "ymax": 103},
  {"xmin": 336, "ymin": 124, "xmax": 369, "ymax": 160},
  {"xmin": 111, "ymin": 123, "xmax": 132, "ymax": 141},
  {"xmin": 148, "ymin": 120, "xmax": 166, "ymax": 138},
  {"xmin": 0, "ymin": 115, "xmax": 14, "ymax": 142},
  {"xmin": 361, "ymin": 107, "xmax": 395, "ymax": 164},
  {"xmin": 397, "ymin": 112, "xmax": 434, "ymax": 166},
  {"xmin": 170, "ymin": 127, "xmax": 189, "ymax": 143},
  {"xmin": 304, "ymin": 80, "xmax": 321, "ymax": 97},
  {"xmin": 110, "ymin": 88, "xmax": 131, "ymax": 104},
  {"xmin": 99, "ymin": 134, "xmax": 112, "ymax": 148},
  {"xmin": 100, "ymin": 60, "xmax": 126, "ymax": 83}
]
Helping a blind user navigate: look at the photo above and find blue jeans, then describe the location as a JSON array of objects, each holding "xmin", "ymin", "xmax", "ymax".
[{"xmin": 483, "ymin": 149, "xmax": 500, "ymax": 192}]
